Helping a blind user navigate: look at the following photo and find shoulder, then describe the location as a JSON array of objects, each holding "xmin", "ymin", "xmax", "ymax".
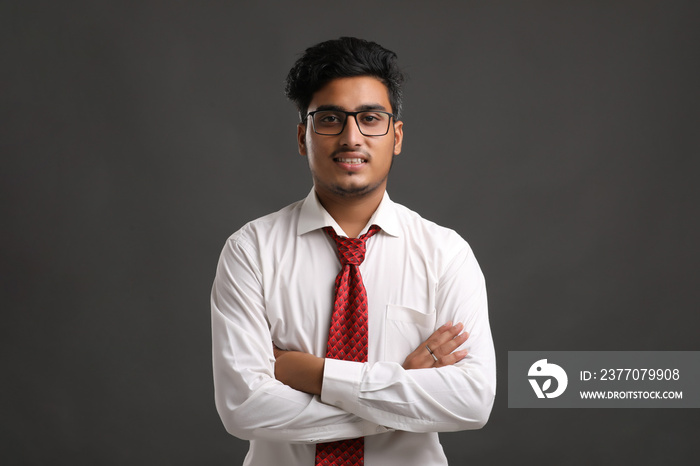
[
  {"xmin": 389, "ymin": 199, "xmax": 477, "ymax": 272},
  {"xmin": 228, "ymin": 199, "xmax": 304, "ymax": 251},
  {"xmin": 391, "ymin": 200, "xmax": 469, "ymax": 250}
]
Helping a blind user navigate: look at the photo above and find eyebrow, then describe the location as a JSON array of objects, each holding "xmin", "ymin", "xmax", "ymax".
[{"xmin": 314, "ymin": 103, "xmax": 389, "ymax": 113}]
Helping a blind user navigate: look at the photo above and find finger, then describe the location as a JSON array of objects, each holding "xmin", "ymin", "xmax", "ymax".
[
  {"xmin": 405, "ymin": 322, "xmax": 467, "ymax": 369},
  {"xmin": 434, "ymin": 349, "xmax": 469, "ymax": 368},
  {"xmin": 404, "ymin": 335, "xmax": 445, "ymax": 369},
  {"xmin": 427, "ymin": 323, "xmax": 464, "ymax": 356},
  {"xmin": 435, "ymin": 331, "xmax": 469, "ymax": 357},
  {"xmin": 426, "ymin": 322, "xmax": 459, "ymax": 347}
]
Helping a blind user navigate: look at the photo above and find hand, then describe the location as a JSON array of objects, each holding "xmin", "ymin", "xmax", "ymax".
[
  {"xmin": 272, "ymin": 343, "xmax": 286, "ymax": 360},
  {"xmin": 272, "ymin": 343, "xmax": 324, "ymax": 395},
  {"xmin": 402, "ymin": 322, "xmax": 469, "ymax": 370}
]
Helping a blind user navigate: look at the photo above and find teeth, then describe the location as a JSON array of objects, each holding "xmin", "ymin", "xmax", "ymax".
[{"xmin": 337, "ymin": 158, "xmax": 364, "ymax": 164}]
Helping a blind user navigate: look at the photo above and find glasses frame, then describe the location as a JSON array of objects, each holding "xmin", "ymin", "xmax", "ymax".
[{"xmin": 304, "ymin": 109, "xmax": 397, "ymax": 136}]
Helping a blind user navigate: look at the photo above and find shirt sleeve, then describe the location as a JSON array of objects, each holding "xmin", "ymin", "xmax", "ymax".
[
  {"xmin": 212, "ymin": 236, "xmax": 393, "ymax": 443},
  {"xmin": 320, "ymin": 243, "xmax": 496, "ymax": 432}
]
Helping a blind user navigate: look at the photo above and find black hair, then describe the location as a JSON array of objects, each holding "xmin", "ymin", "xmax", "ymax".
[{"xmin": 285, "ymin": 37, "xmax": 405, "ymax": 121}]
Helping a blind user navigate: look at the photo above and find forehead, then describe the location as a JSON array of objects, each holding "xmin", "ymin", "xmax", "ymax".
[{"xmin": 308, "ymin": 76, "xmax": 391, "ymax": 111}]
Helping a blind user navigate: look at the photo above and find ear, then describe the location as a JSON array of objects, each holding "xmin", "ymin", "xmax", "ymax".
[
  {"xmin": 297, "ymin": 123, "xmax": 307, "ymax": 156},
  {"xmin": 392, "ymin": 120, "xmax": 404, "ymax": 155}
]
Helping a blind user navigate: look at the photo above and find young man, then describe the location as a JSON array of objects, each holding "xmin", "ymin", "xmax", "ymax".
[{"xmin": 211, "ymin": 37, "xmax": 496, "ymax": 466}]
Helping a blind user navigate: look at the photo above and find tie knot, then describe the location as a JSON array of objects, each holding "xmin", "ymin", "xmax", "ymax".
[{"xmin": 323, "ymin": 225, "xmax": 381, "ymax": 266}]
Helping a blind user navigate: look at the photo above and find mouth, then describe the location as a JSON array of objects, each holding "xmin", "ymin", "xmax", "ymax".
[
  {"xmin": 334, "ymin": 157, "xmax": 366, "ymax": 165},
  {"xmin": 332, "ymin": 151, "xmax": 369, "ymax": 168}
]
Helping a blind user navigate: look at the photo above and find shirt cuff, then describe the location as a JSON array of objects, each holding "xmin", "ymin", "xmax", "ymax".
[{"xmin": 321, "ymin": 358, "xmax": 364, "ymax": 410}]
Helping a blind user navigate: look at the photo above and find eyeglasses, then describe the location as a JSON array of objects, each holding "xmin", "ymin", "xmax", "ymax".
[{"xmin": 305, "ymin": 109, "xmax": 397, "ymax": 136}]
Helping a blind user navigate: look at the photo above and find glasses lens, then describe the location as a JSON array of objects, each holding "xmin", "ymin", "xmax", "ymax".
[
  {"xmin": 312, "ymin": 111, "xmax": 392, "ymax": 136},
  {"xmin": 356, "ymin": 111, "xmax": 391, "ymax": 136},
  {"xmin": 312, "ymin": 111, "xmax": 346, "ymax": 135}
]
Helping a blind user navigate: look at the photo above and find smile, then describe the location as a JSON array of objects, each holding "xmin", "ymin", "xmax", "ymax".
[{"xmin": 335, "ymin": 157, "xmax": 366, "ymax": 164}]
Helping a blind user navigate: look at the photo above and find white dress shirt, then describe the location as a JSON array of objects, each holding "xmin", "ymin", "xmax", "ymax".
[{"xmin": 211, "ymin": 189, "xmax": 496, "ymax": 466}]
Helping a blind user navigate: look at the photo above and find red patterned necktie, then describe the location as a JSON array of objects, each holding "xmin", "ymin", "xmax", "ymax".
[{"xmin": 315, "ymin": 224, "xmax": 381, "ymax": 466}]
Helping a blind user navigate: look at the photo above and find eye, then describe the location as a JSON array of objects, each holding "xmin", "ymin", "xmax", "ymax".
[
  {"xmin": 359, "ymin": 112, "xmax": 386, "ymax": 126},
  {"xmin": 315, "ymin": 111, "xmax": 344, "ymax": 125}
]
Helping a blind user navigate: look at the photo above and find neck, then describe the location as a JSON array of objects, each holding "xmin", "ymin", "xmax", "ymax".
[{"xmin": 315, "ymin": 186, "xmax": 385, "ymax": 238}]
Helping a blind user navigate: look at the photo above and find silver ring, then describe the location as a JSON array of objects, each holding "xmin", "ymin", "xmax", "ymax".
[{"xmin": 425, "ymin": 345, "xmax": 438, "ymax": 362}]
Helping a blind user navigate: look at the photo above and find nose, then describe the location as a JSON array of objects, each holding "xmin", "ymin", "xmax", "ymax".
[{"xmin": 338, "ymin": 114, "xmax": 364, "ymax": 145}]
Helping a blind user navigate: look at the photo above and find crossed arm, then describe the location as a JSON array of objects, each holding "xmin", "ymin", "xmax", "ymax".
[
  {"xmin": 213, "ymin": 236, "xmax": 495, "ymax": 442},
  {"xmin": 273, "ymin": 321, "xmax": 469, "ymax": 396}
]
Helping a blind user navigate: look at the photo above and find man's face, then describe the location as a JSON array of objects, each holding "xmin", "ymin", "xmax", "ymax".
[{"xmin": 297, "ymin": 76, "xmax": 403, "ymax": 201}]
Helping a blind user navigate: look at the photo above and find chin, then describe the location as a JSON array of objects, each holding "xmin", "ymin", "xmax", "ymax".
[{"xmin": 331, "ymin": 184, "xmax": 372, "ymax": 197}]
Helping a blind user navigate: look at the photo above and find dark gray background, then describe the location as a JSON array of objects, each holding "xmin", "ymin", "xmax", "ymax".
[{"xmin": 2, "ymin": 1, "xmax": 699, "ymax": 464}]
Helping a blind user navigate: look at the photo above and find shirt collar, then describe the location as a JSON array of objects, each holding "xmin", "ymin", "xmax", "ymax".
[{"xmin": 296, "ymin": 188, "xmax": 401, "ymax": 238}]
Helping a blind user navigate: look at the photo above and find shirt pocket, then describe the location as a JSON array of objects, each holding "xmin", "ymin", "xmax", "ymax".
[{"xmin": 383, "ymin": 304, "xmax": 436, "ymax": 363}]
